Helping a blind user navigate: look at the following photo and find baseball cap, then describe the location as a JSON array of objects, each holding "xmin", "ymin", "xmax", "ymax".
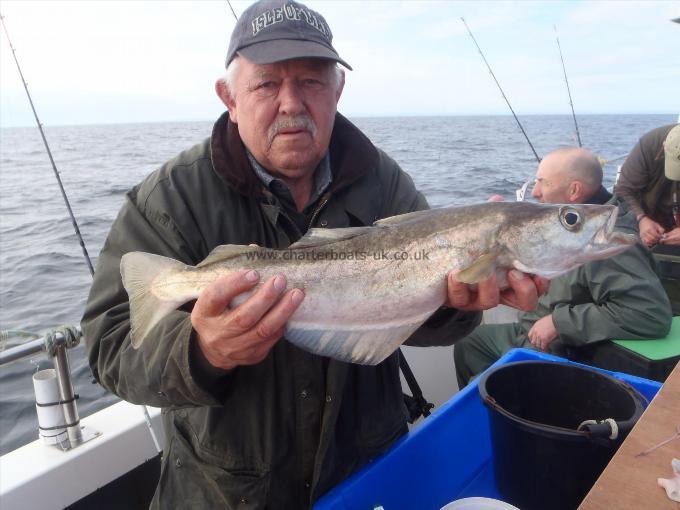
[
  {"xmin": 665, "ymin": 124, "xmax": 680, "ymax": 181},
  {"xmin": 226, "ymin": 0, "xmax": 352, "ymax": 70}
]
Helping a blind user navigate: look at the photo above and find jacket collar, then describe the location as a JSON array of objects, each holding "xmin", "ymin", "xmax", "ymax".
[
  {"xmin": 584, "ymin": 185, "xmax": 613, "ymax": 205},
  {"xmin": 209, "ymin": 111, "xmax": 379, "ymax": 200}
]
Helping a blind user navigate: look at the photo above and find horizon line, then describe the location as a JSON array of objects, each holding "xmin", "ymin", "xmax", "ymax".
[{"xmin": 1, "ymin": 112, "xmax": 676, "ymax": 130}]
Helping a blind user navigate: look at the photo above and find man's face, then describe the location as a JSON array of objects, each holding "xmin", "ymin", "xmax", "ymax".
[
  {"xmin": 221, "ymin": 57, "xmax": 344, "ymax": 183},
  {"xmin": 531, "ymin": 157, "xmax": 570, "ymax": 204}
]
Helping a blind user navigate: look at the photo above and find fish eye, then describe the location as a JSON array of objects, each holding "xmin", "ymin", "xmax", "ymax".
[{"xmin": 559, "ymin": 207, "xmax": 582, "ymax": 231}]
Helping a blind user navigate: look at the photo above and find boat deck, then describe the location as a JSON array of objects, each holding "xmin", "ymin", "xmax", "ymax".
[{"xmin": 579, "ymin": 360, "xmax": 680, "ymax": 509}]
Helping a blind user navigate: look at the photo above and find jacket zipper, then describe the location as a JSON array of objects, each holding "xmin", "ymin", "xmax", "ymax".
[{"xmin": 307, "ymin": 193, "xmax": 331, "ymax": 230}]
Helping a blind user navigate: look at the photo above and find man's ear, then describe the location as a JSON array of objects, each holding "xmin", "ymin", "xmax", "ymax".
[
  {"xmin": 568, "ymin": 181, "xmax": 584, "ymax": 203},
  {"xmin": 215, "ymin": 79, "xmax": 237, "ymax": 122},
  {"xmin": 335, "ymin": 69, "xmax": 345, "ymax": 103}
]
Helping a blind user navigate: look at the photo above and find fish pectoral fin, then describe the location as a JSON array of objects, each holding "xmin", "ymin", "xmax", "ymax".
[
  {"xmin": 120, "ymin": 252, "xmax": 190, "ymax": 348},
  {"xmin": 457, "ymin": 251, "xmax": 500, "ymax": 284},
  {"xmin": 289, "ymin": 227, "xmax": 372, "ymax": 249},
  {"xmin": 196, "ymin": 245, "xmax": 259, "ymax": 268},
  {"xmin": 284, "ymin": 322, "xmax": 423, "ymax": 365}
]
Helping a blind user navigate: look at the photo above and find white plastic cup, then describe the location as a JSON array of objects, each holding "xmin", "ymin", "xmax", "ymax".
[
  {"xmin": 33, "ymin": 368, "xmax": 68, "ymax": 445},
  {"xmin": 441, "ymin": 497, "xmax": 520, "ymax": 510}
]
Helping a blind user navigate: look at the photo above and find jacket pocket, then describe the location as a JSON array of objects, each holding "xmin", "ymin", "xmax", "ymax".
[{"xmin": 155, "ymin": 425, "xmax": 270, "ymax": 510}]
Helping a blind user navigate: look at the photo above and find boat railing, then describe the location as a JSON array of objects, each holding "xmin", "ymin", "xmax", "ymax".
[{"xmin": 0, "ymin": 329, "xmax": 74, "ymax": 365}]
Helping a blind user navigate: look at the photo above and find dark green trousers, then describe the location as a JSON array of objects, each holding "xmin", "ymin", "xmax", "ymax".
[{"xmin": 454, "ymin": 323, "xmax": 529, "ymax": 388}]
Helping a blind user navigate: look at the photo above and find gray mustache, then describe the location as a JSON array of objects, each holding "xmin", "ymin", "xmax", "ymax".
[{"xmin": 268, "ymin": 116, "xmax": 317, "ymax": 144}]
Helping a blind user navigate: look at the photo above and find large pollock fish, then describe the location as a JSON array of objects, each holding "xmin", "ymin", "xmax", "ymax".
[{"xmin": 121, "ymin": 202, "xmax": 636, "ymax": 365}]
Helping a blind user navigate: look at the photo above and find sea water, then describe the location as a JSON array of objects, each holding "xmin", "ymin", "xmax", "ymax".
[{"xmin": 0, "ymin": 113, "xmax": 674, "ymax": 455}]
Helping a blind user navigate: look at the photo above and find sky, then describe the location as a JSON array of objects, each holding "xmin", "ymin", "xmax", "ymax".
[{"xmin": 0, "ymin": 0, "xmax": 678, "ymax": 127}]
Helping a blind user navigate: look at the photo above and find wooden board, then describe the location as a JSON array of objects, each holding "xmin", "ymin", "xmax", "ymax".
[{"xmin": 578, "ymin": 361, "xmax": 680, "ymax": 509}]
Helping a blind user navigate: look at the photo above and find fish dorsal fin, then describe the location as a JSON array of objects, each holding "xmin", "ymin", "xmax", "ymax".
[
  {"xmin": 374, "ymin": 209, "xmax": 432, "ymax": 227},
  {"xmin": 457, "ymin": 250, "xmax": 500, "ymax": 284},
  {"xmin": 196, "ymin": 245, "xmax": 258, "ymax": 268},
  {"xmin": 289, "ymin": 227, "xmax": 372, "ymax": 249}
]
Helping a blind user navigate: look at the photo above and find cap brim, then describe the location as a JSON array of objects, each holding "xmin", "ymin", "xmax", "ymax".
[{"xmin": 237, "ymin": 39, "xmax": 352, "ymax": 70}]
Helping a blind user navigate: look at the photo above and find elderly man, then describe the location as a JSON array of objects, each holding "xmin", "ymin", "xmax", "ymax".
[
  {"xmin": 454, "ymin": 147, "xmax": 673, "ymax": 387},
  {"xmin": 82, "ymin": 1, "xmax": 544, "ymax": 508}
]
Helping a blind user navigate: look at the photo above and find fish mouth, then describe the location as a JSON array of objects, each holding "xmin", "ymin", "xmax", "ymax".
[{"xmin": 591, "ymin": 206, "xmax": 637, "ymax": 249}]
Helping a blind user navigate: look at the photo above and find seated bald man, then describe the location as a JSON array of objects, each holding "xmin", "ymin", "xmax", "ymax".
[{"xmin": 454, "ymin": 147, "xmax": 673, "ymax": 387}]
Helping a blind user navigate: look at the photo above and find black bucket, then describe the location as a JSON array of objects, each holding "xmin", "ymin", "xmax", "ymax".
[{"xmin": 478, "ymin": 361, "xmax": 646, "ymax": 510}]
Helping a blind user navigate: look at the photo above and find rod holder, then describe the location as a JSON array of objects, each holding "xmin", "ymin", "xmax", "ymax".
[
  {"xmin": 53, "ymin": 344, "xmax": 83, "ymax": 446},
  {"xmin": 32, "ymin": 368, "xmax": 69, "ymax": 448}
]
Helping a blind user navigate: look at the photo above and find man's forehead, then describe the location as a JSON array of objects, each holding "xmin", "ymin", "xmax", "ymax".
[
  {"xmin": 534, "ymin": 166, "xmax": 550, "ymax": 181},
  {"xmin": 536, "ymin": 156, "xmax": 566, "ymax": 180}
]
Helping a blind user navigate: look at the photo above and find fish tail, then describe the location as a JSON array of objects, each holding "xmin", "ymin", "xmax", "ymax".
[{"xmin": 120, "ymin": 252, "xmax": 190, "ymax": 349}]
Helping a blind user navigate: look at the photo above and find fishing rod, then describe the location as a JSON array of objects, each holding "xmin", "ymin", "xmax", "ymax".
[
  {"xmin": 1, "ymin": 13, "xmax": 162, "ymax": 454},
  {"xmin": 460, "ymin": 17, "xmax": 541, "ymax": 164},
  {"xmin": 1, "ymin": 14, "xmax": 94, "ymax": 276},
  {"xmin": 554, "ymin": 25, "xmax": 582, "ymax": 148},
  {"xmin": 226, "ymin": 0, "xmax": 238, "ymax": 20}
]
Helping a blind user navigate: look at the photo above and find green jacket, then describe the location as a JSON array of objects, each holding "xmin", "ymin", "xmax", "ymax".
[
  {"xmin": 520, "ymin": 189, "xmax": 672, "ymax": 346},
  {"xmin": 82, "ymin": 112, "xmax": 480, "ymax": 509}
]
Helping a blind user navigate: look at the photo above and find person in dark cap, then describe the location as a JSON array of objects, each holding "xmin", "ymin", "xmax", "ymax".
[{"xmin": 81, "ymin": 1, "xmax": 545, "ymax": 507}]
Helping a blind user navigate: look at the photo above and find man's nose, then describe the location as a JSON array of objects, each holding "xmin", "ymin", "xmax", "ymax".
[
  {"xmin": 531, "ymin": 183, "xmax": 540, "ymax": 199},
  {"xmin": 278, "ymin": 81, "xmax": 305, "ymax": 115}
]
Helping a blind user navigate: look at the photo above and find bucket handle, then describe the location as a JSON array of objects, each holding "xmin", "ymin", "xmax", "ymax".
[
  {"xmin": 576, "ymin": 377, "xmax": 650, "ymax": 443},
  {"xmin": 577, "ymin": 418, "xmax": 620, "ymax": 440},
  {"xmin": 484, "ymin": 395, "xmax": 623, "ymax": 441}
]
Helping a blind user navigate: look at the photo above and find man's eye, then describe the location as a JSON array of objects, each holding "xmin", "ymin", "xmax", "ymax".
[
  {"xmin": 251, "ymin": 81, "xmax": 279, "ymax": 97},
  {"xmin": 302, "ymin": 78, "xmax": 324, "ymax": 88}
]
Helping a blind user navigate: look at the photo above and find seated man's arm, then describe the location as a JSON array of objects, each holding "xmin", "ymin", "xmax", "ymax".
[{"xmin": 551, "ymin": 245, "xmax": 672, "ymax": 345}]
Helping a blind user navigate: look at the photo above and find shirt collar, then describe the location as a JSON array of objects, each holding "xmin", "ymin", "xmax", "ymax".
[{"xmin": 247, "ymin": 152, "xmax": 332, "ymax": 209}]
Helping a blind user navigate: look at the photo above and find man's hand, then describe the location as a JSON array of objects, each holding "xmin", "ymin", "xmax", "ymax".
[
  {"xmin": 191, "ymin": 270, "xmax": 304, "ymax": 371},
  {"xmin": 446, "ymin": 269, "xmax": 549, "ymax": 312},
  {"xmin": 639, "ymin": 216, "xmax": 665, "ymax": 247},
  {"xmin": 527, "ymin": 314, "xmax": 558, "ymax": 351},
  {"xmin": 660, "ymin": 227, "xmax": 680, "ymax": 246}
]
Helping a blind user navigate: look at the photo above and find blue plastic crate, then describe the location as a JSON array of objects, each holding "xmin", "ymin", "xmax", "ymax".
[{"xmin": 313, "ymin": 348, "xmax": 661, "ymax": 510}]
